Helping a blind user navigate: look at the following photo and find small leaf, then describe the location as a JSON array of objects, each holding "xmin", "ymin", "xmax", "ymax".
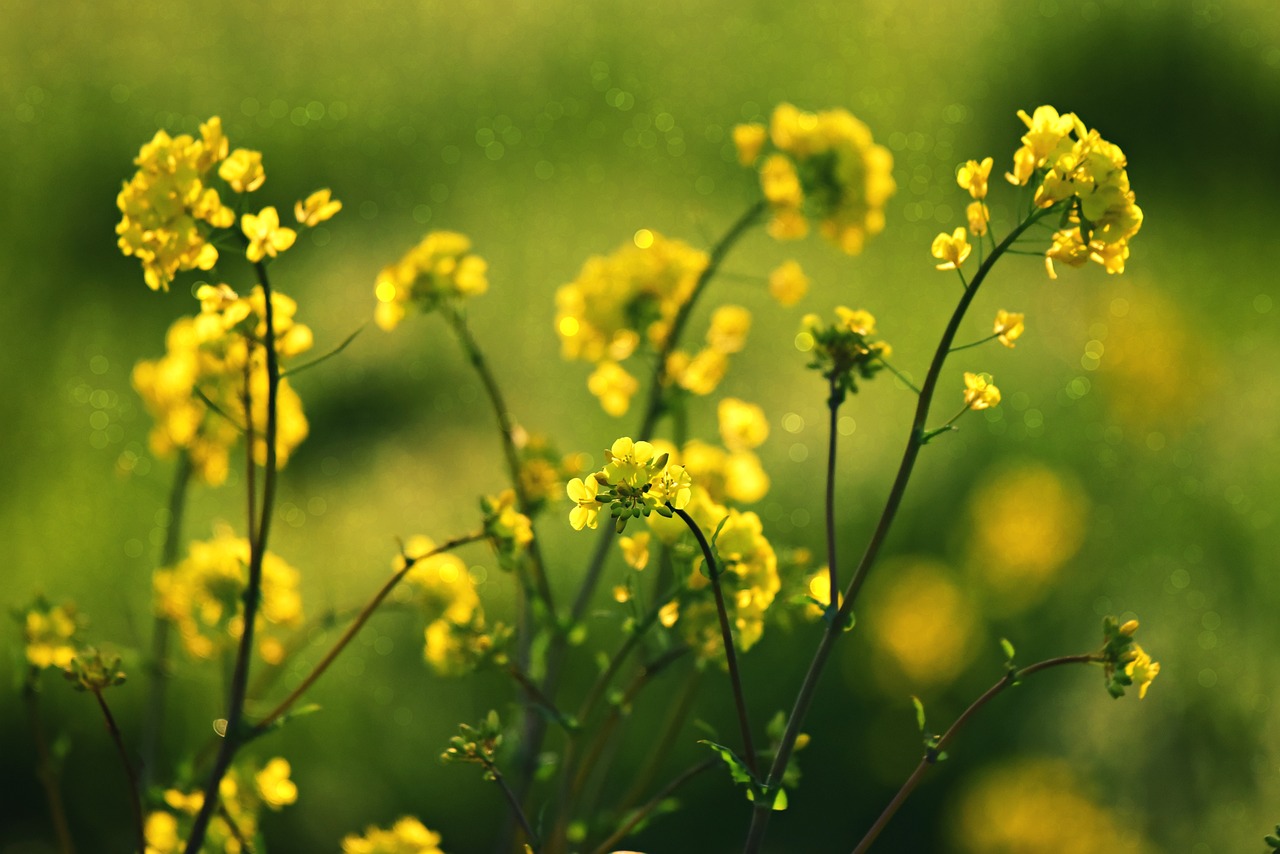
[
  {"xmin": 1000, "ymin": 637, "xmax": 1016, "ymax": 662},
  {"xmin": 699, "ymin": 740, "xmax": 753, "ymax": 786},
  {"xmin": 911, "ymin": 696, "xmax": 926, "ymax": 732}
]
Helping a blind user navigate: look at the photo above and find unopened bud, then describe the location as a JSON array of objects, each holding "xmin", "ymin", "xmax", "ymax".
[{"xmin": 1119, "ymin": 619, "xmax": 1139, "ymax": 637}]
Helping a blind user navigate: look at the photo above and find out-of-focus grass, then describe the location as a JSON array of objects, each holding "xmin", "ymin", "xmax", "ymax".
[{"xmin": 2, "ymin": 1, "xmax": 1278, "ymax": 851}]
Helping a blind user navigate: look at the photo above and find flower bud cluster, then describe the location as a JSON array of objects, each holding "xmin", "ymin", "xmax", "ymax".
[
  {"xmin": 374, "ymin": 231, "xmax": 489, "ymax": 330},
  {"xmin": 1100, "ymin": 615, "xmax": 1160, "ymax": 699},
  {"xmin": 566, "ymin": 437, "xmax": 692, "ymax": 533},
  {"xmin": 799, "ymin": 308, "xmax": 892, "ymax": 399}
]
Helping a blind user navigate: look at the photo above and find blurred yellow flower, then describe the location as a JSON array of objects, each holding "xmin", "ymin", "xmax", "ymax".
[
  {"xmin": 620, "ymin": 532, "xmax": 651, "ymax": 570},
  {"xmin": 962, "ymin": 372, "xmax": 1000, "ymax": 410},
  {"xmin": 255, "ymin": 757, "xmax": 298, "ymax": 809},
  {"xmin": 218, "ymin": 148, "xmax": 265, "ymax": 193},
  {"xmin": 718, "ymin": 398, "xmax": 769, "ymax": 453},
  {"xmin": 768, "ymin": 260, "xmax": 810, "ymax": 307},
  {"xmin": 965, "ymin": 200, "xmax": 989, "ymax": 237},
  {"xmin": 342, "ymin": 816, "xmax": 446, "ymax": 854},
  {"xmin": 993, "ymin": 310, "xmax": 1025, "ymax": 348},
  {"xmin": 733, "ymin": 122, "xmax": 767, "ymax": 166},
  {"xmin": 706, "ymin": 305, "xmax": 751, "ymax": 354},
  {"xmin": 294, "ymin": 188, "xmax": 342, "ymax": 226},
  {"xmin": 587, "ymin": 360, "xmax": 638, "ymax": 417},
  {"xmin": 374, "ymin": 231, "xmax": 489, "ymax": 330},
  {"xmin": 22, "ymin": 600, "xmax": 79, "ymax": 670},
  {"xmin": 867, "ymin": 559, "xmax": 979, "ymax": 688}
]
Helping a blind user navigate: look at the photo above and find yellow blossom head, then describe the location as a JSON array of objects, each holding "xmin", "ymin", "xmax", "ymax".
[
  {"xmin": 931, "ymin": 227, "xmax": 971, "ymax": 271},
  {"xmin": 993, "ymin": 310, "xmax": 1025, "ymax": 348},
  {"xmin": 218, "ymin": 148, "xmax": 266, "ymax": 193},
  {"xmin": 768, "ymin": 260, "xmax": 809, "ymax": 307},
  {"xmin": 374, "ymin": 231, "xmax": 489, "ymax": 330},
  {"xmin": 294, "ymin": 188, "xmax": 342, "ymax": 226},
  {"xmin": 241, "ymin": 206, "xmax": 297, "ymax": 263},
  {"xmin": 962, "ymin": 372, "xmax": 1000, "ymax": 410},
  {"xmin": 956, "ymin": 157, "xmax": 993, "ymax": 200}
]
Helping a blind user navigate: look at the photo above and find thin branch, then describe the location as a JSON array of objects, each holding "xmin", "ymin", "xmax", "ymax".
[
  {"xmin": 280, "ymin": 323, "xmax": 366, "ymax": 378},
  {"xmin": 92, "ymin": 689, "xmax": 146, "ymax": 854},
  {"xmin": 589, "ymin": 757, "xmax": 718, "ymax": 854},
  {"xmin": 24, "ymin": 671, "xmax": 76, "ymax": 854},
  {"xmin": 851, "ymin": 654, "xmax": 1097, "ymax": 853}
]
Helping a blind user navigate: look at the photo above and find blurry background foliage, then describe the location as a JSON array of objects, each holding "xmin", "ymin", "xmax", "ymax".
[{"xmin": 2, "ymin": 0, "xmax": 1278, "ymax": 851}]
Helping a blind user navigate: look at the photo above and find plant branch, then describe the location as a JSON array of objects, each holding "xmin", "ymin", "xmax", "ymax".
[
  {"xmin": 92, "ymin": 689, "xmax": 146, "ymax": 854},
  {"xmin": 851, "ymin": 654, "xmax": 1097, "ymax": 853},
  {"xmin": 589, "ymin": 757, "xmax": 718, "ymax": 854},
  {"xmin": 279, "ymin": 323, "xmax": 365, "ymax": 378},
  {"xmin": 743, "ymin": 207, "xmax": 1053, "ymax": 852},
  {"xmin": 24, "ymin": 671, "xmax": 76, "ymax": 854}
]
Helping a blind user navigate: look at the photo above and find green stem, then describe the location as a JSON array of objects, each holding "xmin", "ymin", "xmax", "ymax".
[
  {"xmin": 743, "ymin": 208, "xmax": 1053, "ymax": 852},
  {"xmin": 589, "ymin": 757, "xmax": 718, "ymax": 854},
  {"xmin": 949, "ymin": 332, "xmax": 1000, "ymax": 353},
  {"xmin": 673, "ymin": 507, "xmax": 756, "ymax": 777},
  {"xmin": 250, "ymin": 531, "xmax": 485, "ymax": 735},
  {"xmin": 142, "ymin": 451, "xmax": 191, "ymax": 789},
  {"xmin": 851, "ymin": 654, "xmax": 1097, "ymax": 853},
  {"xmin": 825, "ymin": 376, "xmax": 842, "ymax": 610},
  {"xmin": 183, "ymin": 261, "xmax": 284, "ymax": 854},
  {"xmin": 24, "ymin": 670, "xmax": 76, "ymax": 854},
  {"xmin": 617, "ymin": 666, "xmax": 703, "ymax": 813},
  {"xmin": 279, "ymin": 323, "xmax": 365, "ymax": 378},
  {"xmin": 873, "ymin": 356, "xmax": 921, "ymax": 394},
  {"xmin": 484, "ymin": 758, "xmax": 541, "ymax": 851},
  {"xmin": 92, "ymin": 689, "xmax": 146, "ymax": 854}
]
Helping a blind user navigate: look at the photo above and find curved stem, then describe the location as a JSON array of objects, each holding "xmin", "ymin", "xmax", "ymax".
[
  {"xmin": 673, "ymin": 507, "xmax": 756, "ymax": 777},
  {"xmin": 589, "ymin": 757, "xmax": 718, "ymax": 854},
  {"xmin": 948, "ymin": 331, "xmax": 1000, "ymax": 353},
  {"xmin": 851, "ymin": 654, "xmax": 1097, "ymax": 853},
  {"xmin": 183, "ymin": 262, "xmax": 283, "ymax": 854},
  {"xmin": 484, "ymin": 758, "xmax": 541, "ymax": 851},
  {"xmin": 92, "ymin": 689, "xmax": 146, "ymax": 854},
  {"xmin": 743, "ymin": 208, "xmax": 1052, "ymax": 852},
  {"xmin": 250, "ymin": 530, "xmax": 485, "ymax": 735},
  {"xmin": 825, "ymin": 377, "xmax": 842, "ymax": 610},
  {"xmin": 24, "ymin": 670, "xmax": 76, "ymax": 854}
]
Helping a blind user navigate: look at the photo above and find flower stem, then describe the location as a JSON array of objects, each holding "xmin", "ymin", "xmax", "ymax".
[
  {"xmin": 589, "ymin": 757, "xmax": 718, "ymax": 854},
  {"xmin": 183, "ymin": 261, "xmax": 284, "ymax": 854},
  {"xmin": 826, "ymin": 376, "xmax": 842, "ymax": 610},
  {"xmin": 673, "ymin": 507, "xmax": 756, "ymax": 777},
  {"xmin": 484, "ymin": 757, "xmax": 541, "ymax": 852},
  {"xmin": 851, "ymin": 654, "xmax": 1097, "ymax": 853},
  {"xmin": 23, "ymin": 670, "xmax": 76, "ymax": 854},
  {"xmin": 142, "ymin": 451, "xmax": 191, "ymax": 789},
  {"xmin": 91, "ymin": 688, "xmax": 146, "ymax": 854},
  {"xmin": 742, "ymin": 208, "xmax": 1052, "ymax": 852},
  {"xmin": 948, "ymin": 331, "xmax": 1001, "ymax": 353},
  {"xmin": 250, "ymin": 530, "xmax": 485, "ymax": 735}
]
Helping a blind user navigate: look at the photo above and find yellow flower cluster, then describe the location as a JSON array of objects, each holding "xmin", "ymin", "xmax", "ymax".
[
  {"xmin": 132, "ymin": 284, "xmax": 312, "ymax": 485},
  {"xmin": 800, "ymin": 308, "xmax": 893, "ymax": 395},
  {"xmin": 342, "ymin": 816, "xmax": 446, "ymax": 854},
  {"xmin": 145, "ymin": 758, "xmax": 298, "ymax": 854},
  {"xmin": 117, "ymin": 117, "xmax": 340, "ymax": 291},
  {"xmin": 664, "ymin": 304, "xmax": 752, "ymax": 400},
  {"xmin": 1006, "ymin": 106, "xmax": 1144, "ymax": 278},
  {"xmin": 556, "ymin": 232, "xmax": 710, "ymax": 415},
  {"xmin": 153, "ymin": 527, "xmax": 304, "ymax": 664},
  {"xmin": 116, "ymin": 118, "xmax": 235, "ymax": 291},
  {"xmin": 962, "ymin": 372, "xmax": 1001, "ymax": 411},
  {"xmin": 768, "ymin": 260, "xmax": 810, "ymax": 307},
  {"xmin": 374, "ymin": 231, "xmax": 488, "ymax": 330},
  {"xmin": 21, "ymin": 599, "xmax": 80, "ymax": 670},
  {"xmin": 734, "ymin": 104, "xmax": 896, "ymax": 253},
  {"xmin": 482, "ymin": 489, "xmax": 534, "ymax": 570},
  {"xmin": 566, "ymin": 437, "xmax": 692, "ymax": 532},
  {"xmin": 397, "ymin": 537, "xmax": 496, "ymax": 676}
]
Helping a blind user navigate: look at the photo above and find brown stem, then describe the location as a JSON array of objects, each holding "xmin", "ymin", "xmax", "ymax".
[
  {"xmin": 92, "ymin": 689, "xmax": 146, "ymax": 854},
  {"xmin": 24, "ymin": 671, "xmax": 76, "ymax": 854},
  {"xmin": 851, "ymin": 654, "xmax": 1097, "ymax": 853},
  {"xmin": 251, "ymin": 531, "xmax": 485, "ymax": 734}
]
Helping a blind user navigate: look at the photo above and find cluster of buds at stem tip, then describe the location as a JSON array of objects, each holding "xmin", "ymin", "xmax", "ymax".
[
  {"xmin": 566, "ymin": 437, "xmax": 692, "ymax": 534},
  {"xmin": 798, "ymin": 308, "xmax": 892, "ymax": 402},
  {"xmin": 63, "ymin": 647, "xmax": 127, "ymax": 692},
  {"xmin": 1100, "ymin": 616, "xmax": 1160, "ymax": 700}
]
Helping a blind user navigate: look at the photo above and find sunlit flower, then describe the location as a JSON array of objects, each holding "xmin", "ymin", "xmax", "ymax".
[
  {"xmin": 965, "ymin": 201, "xmax": 989, "ymax": 237},
  {"xmin": 374, "ymin": 231, "xmax": 489, "ymax": 329},
  {"xmin": 962, "ymin": 371, "xmax": 1001, "ymax": 410},
  {"xmin": 768, "ymin": 260, "xmax": 809, "ymax": 306},
  {"xmin": 294, "ymin": 188, "xmax": 342, "ymax": 226},
  {"xmin": 567, "ymin": 475, "xmax": 602, "ymax": 531},
  {"xmin": 706, "ymin": 305, "xmax": 751, "ymax": 354},
  {"xmin": 835, "ymin": 306, "xmax": 876, "ymax": 336},
  {"xmin": 620, "ymin": 532, "xmax": 651, "ymax": 570},
  {"xmin": 587, "ymin": 361, "xmax": 638, "ymax": 417},
  {"xmin": 22, "ymin": 600, "xmax": 80, "ymax": 670},
  {"xmin": 733, "ymin": 123, "xmax": 767, "ymax": 166},
  {"xmin": 255, "ymin": 758, "xmax": 298, "ymax": 809},
  {"xmin": 218, "ymin": 148, "xmax": 265, "ymax": 193},
  {"xmin": 718, "ymin": 398, "xmax": 769, "ymax": 452},
  {"xmin": 931, "ymin": 227, "xmax": 971, "ymax": 271},
  {"xmin": 242, "ymin": 206, "xmax": 297, "ymax": 263},
  {"xmin": 957, "ymin": 157, "xmax": 993, "ymax": 199},
  {"xmin": 342, "ymin": 816, "xmax": 445, "ymax": 854},
  {"xmin": 993, "ymin": 310, "xmax": 1025, "ymax": 348},
  {"xmin": 1125, "ymin": 644, "xmax": 1160, "ymax": 699}
]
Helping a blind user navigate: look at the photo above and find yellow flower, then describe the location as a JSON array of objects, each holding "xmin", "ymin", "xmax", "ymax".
[
  {"xmin": 658, "ymin": 600, "xmax": 680, "ymax": 628},
  {"xmin": 931, "ymin": 227, "xmax": 971, "ymax": 271},
  {"xmin": 760, "ymin": 153, "xmax": 803, "ymax": 208},
  {"xmin": 587, "ymin": 360, "xmax": 638, "ymax": 417},
  {"xmin": 956, "ymin": 157, "xmax": 993, "ymax": 199},
  {"xmin": 567, "ymin": 475, "xmax": 602, "ymax": 530},
  {"xmin": 255, "ymin": 757, "xmax": 298, "ymax": 809},
  {"xmin": 965, "ymin": 201, "xmax": 989, "ymax": 237},
  {"xmin": 342, "ymin": 816, "xmax": 445, "ymax": 854},
  {"xmin": 145, "ymin": 811, "xmax": 182, "ymax": 854},
  {"xmin": 733, "ymin": 122, "xmax": 767, "ymax": 166},
  {"xmin": 218, "ymin": 148, "xmax": 266, "ymax": 193},
  {"xmin": 620, "ymin": 532, "xmax": 651, "ymax": 570},
  {"xmin": 668, "ymin": 348, "xmax": 729, "ymax": 396},
  {"xmin": 706, "ymin": 305, "xmax": 751, "ymax": 354},
  {"xmin": 718, "ymin": 398, "xmax": 769, "ymax": 452},
  {"xmin": 768, "ymin": 260, "xmax": 809, "ymax": 307},
  {"xmin": 993, "ymin": 310, "xmax": 1025, "ymax": 348},
  {"xmin": 23, "ymin": 601, "xmax": 79, "ymax": 670},
  {"xmin": 294, "ymin": 188, "xmax": 342, "ymax": 226},
  {"xmin": 1125, "ymin": 644, "xmax": 1160, "ymax": 699},
  {"xmin": 241, "ymin": 206, "xmax": 297, "ymax": 263},
  {"xmin": 962, "ymin": 372, "xmax": 1001, "ymax": 410},
  {"xmin": 835, "ymin": 306, "xmax": 876, "ymax": 336},
  {"xmin": 650, "ymin": 463, "xmax": 692, "ymax": 510}
]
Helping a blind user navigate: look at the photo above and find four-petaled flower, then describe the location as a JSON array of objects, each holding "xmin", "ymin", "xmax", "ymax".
[
  {"xmin": 219, "ymin": 148, "xmax": 266, "ymax": 193},
  {"xmin": 963, "ymin": 372, "xmax": 1001, "ymax": 410},
  {"xmin": 993, "ymin": 310, "xmax": 1025, "ymax": 348},
  {"xmin": 567, "ymin": 475, "xmax": 602, "ymax": 531},
  {"xmin": 294, "ymin": 188, "xmax": 343, "ymax": 226},
  {"xmin": 957, "ymin": 157, "xmax": 993, "ymax": 200},
  {"xmin": 242, "ymin": 206, "xmax": 297, "ymax": 263},
  {"xmin": 931, "ymin": 227, "xmax": 971, "ymax": 271},
  {"xmin": 1125, "ymin": 643, "xmax": 1160, "ymax": 699}
]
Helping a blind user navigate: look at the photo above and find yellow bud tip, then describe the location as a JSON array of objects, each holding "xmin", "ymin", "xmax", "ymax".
[{"xmin": 1119, "ymin": 619, "xmax": 1139, "ymax": 636}]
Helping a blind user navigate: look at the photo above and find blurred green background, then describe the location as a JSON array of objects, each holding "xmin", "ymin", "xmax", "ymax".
[{"xmin": 3, "ymin": 0, "xmax": 1278, "ymax": 851}]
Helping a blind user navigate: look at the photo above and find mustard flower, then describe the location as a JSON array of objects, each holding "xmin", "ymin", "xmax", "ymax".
[
  {"xmin": 255, "ymin": 758, "xmax": 298, "ymax": 809},
  {"xmin": 706, "ymin": 305, "xmax": 752, "ymax": 354},
  {"xmin": 803, "ymin": 308, "xmax": 892, "ymax": 396},
  {"xmin": 957, "ymin": 157, "xmax": 994, "ymax": 199},
  {"xmin": 1125, "ymin": 644, "xmax": 1160, "ymax": 699},
  {"xmin": 650, "ymin": 463, "xmax": 693, "ymax": 510},
  {"xmin": 587, "ymin": 360, "xmax": 639, "ymax": 417},
  {"xmin": 568, "ymin": 437, "xmax": 697, "ymax": 532},
  {"xmin": 768, "ymin": 260, "xmax": 809, "ymax": 307},
  {"xmin": 962, "ymin": 372, "xmax": 1001, "ymax": 410},
  {"xmin": 835, "ymin": 306, "xmax": 876, "ymax": 336},
  {"xmin": 993, "ymin": 310, "xmax": 1025, "ymax": 348},
  {"xmin": 21, "ymin": 599, "xmax": 80, "ymax": 670},
  {"xmin": 116, "ymin": 117, "xmax": 237, "ymax": 290},
  {"xmin": 966, "ymin": 200, "xmax": 990, "ymax": 237},
  {"xmin": 718, "ymin": 398, "xmax": 769, "ymax": 453},
  {"xmin": 218, "ymin": 148, "xmax": 265, "ymax": 193},
  {"xmin": 63, "ymin": 647, "xmax": 127, "ymax": 692},
  {"xmin": 294, "ymin": 188, "xmax": 343, "ymax": 226},
  {"xmin": 375, "ymin": 231, "xmax": 489, "ymax": 329},
  {"xmin": 733, "ymin": 122, "xmax": 767, "ymax": 166},
  {"xmin": 620, "ymin": 532, "xmax": 651, "ymax": 570},
  {"xmin": 739, "ymin": 103, "xmax": 895, "ymax": 254},
  {"xmin": 342, "ymin": 817, "xmax": 446, "ymax": 854},
  {"xmin": 567, "ymin": 475, "xmax": 603, "ymax": 531},
  {"xmin": 242, "ymin": 206, "xmax": 297, "ymax": 263},
  {"xmin": 670, "ymin": 347, "xmax": 729, "ymax": 396},
  {"xmin": 931, "ymin": 227, "xmax": 971, "ymax": 271}
]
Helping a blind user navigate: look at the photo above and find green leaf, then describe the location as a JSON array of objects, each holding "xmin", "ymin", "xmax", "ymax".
[
  {"xmin": 699, "ymin": 740, "xmax": 754, "ymax": 786},
  {"xmin": 911, "ymin": 695, "xmax": 926, "ymax": 732},
  {"xmin": 1000, "ymin": 637, "xmax": 1016, "ymax": 662}
]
